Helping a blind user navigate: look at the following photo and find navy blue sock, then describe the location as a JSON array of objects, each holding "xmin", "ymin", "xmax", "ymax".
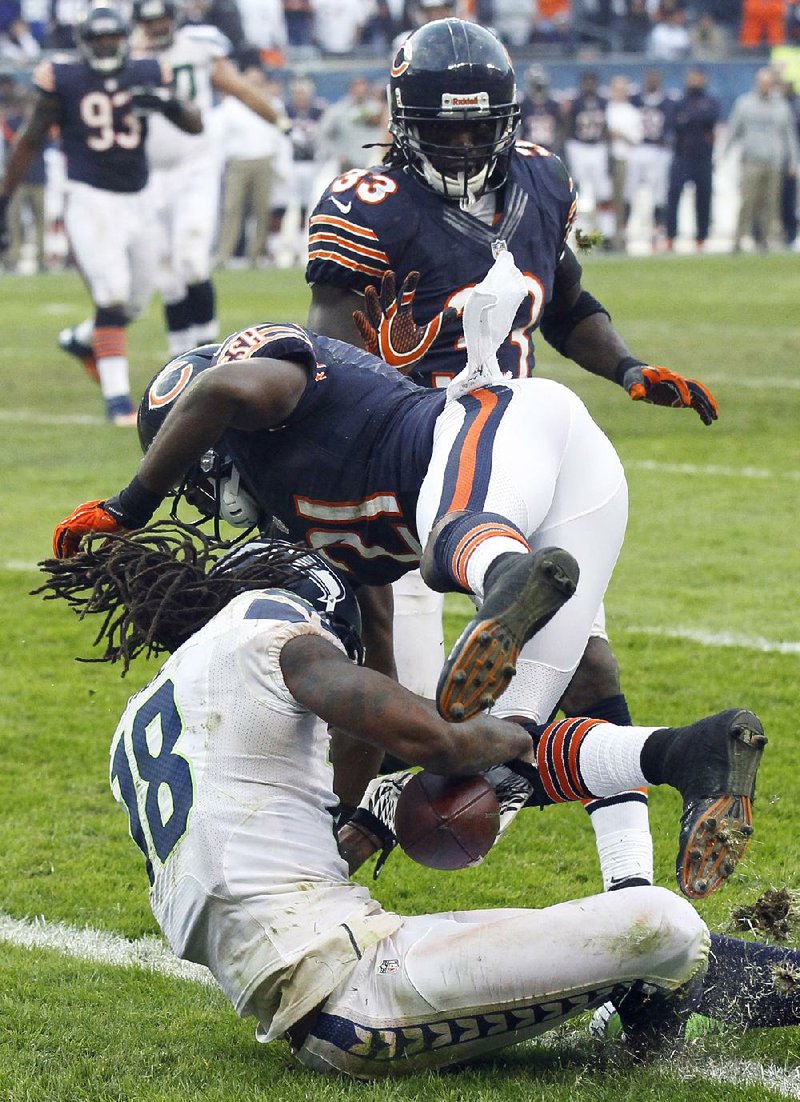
[
  {"xmin": 697, "ymin": 933, "xmax": 800, "ymax": 1028},
  {"xmin": 186, "ymin": 279, "xmax": 215, "ymax": 326}
]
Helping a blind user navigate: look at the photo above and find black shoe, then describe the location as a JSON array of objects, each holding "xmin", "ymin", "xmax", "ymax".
[
  {"xmin": 435, "ymin": 547, "xmax": 579, "ymax": 721},
  {"xmin": 660, "ymin": 709, "xmax": 766, "ymax": 900}
]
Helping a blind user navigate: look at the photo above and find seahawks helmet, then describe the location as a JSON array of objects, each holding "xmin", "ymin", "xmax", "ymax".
[
  {"xmin": 138, "ymin": 345, "xmax": 262, "ymax": 533},
  {"xmin": 132, "ymin": 0, "xmax": 179, "ymax": 49},
  {"xmin": 76, "ymin": 6, "xmax": 131, "ymax": 74},
  {"xmin": 211, "ymin": 539, "xmax": 364, "ymax": 662},
  {"xmin": 389, "ymin": 19, "xmax": 520, "ymax": 202}
]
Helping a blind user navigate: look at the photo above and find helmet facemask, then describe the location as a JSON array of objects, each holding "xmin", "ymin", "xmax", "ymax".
[
  {"xmin": 176, "ymin": 449, "xmax": 261, "ymax": 541},
  {"xmin": 392, "ymin": 102, "xmax": 519, "ymax": 201},
  {"xmin": 79, "ymin": 31, "xmax": 130, "ymax": 73}
]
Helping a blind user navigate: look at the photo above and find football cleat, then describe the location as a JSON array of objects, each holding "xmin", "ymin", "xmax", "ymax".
[
  {"xmin": 436, "ymin": 547, "xmax": 579, "ymax": 721},
  {"xmin": 59, "ymin": 326, "xmax": 98, "ymax": 384},
  {"xmin": 661, "ymin": 709, "xmax": 766, "ymax": 900}
]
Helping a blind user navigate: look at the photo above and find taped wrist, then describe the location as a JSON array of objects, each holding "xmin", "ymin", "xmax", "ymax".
[
  {"xmin": 539, "ymin": 290, "xmax": 611, "ymax": 355},
  {"xmin": 103, "ymin": 475, "xmax": 163, "ymax": 529},
  {"xmin": 615, "ymin": 355, "xmax": 647, "ymax": 388},
  {"xmin": 348, "ymin": 807, "xmax": 397, "ymax": 879}
]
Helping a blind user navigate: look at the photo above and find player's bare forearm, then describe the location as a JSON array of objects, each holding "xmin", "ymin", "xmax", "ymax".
[
  {"xmin": 137, "ymin": 359, "xmax": 307, "ymax": 496},
  {"xmin": 562, "ymin": 310, "xmax": 632, "ymax": 383},
  {"xmin": 175, "ymin": 102, "xmax": 202, "ymax": 135},
  {"xmin": 337, "ymin": 819, "xmax": 381, "ymax": 874},
  {"xmin": 307, "ymin": 283, "xmax": 364, "ymax": 346},
  {"xmin": 281, "ymin": 635, "xmax": 531, "ymax": 774},
  {"xmin": 356, "ymin": 583, "xmax": 396, "ymax": 679},
  {"xmin": 1, "ymin": 135, "xmax": 40, "ymax": 199},
  {"xmin": 330, "ymin": 728, "xmax": 385, "ymax": 807}
]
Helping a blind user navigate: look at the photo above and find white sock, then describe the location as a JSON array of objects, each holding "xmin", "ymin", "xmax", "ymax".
[
  {"xmin": 579, "ymin": 723, "xmax": 656, "ymax": 797},
  {"xmin": 97, "ymin": 356, "xmax": 130, "ymax": 400},
  {"xmin": 587, "ymin": 800, "xmax": 654, "ymax": 890},
  {"xmin": 467, "ymin": 542, "xmax": 529, "ymax": 601},
  {"xmin": 167, "ymin": 329, "xmax": 194, "ymax": 358}
]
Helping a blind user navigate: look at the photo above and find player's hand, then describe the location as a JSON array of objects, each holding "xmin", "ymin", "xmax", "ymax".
[
  {"xmin": 621, "ymin": 362, "xmax": 719, "ymax": 425},
  {"xmin": 346, "ymin": 769, "xmax": 415, "ymax": 878},
  {"xmin": 53, "ymin": 499, "xmax": 129, "ymax": 559},
  {"xmin": 0, "ymin": 195, "xmax": 9, "ymax": 255},
  {"xmin": 353, "ymin": 270, "xmax": 459, "ymax": 374},
  {"xmin": 128, "ymin": 85, "xmax": 176, "ymax": 116}
]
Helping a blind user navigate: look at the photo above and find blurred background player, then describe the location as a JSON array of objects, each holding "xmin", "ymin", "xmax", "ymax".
[
  {"xmin": 563, "ymin": 69, "xmax": 615, "ymax": 245},
  {"xmin": 131, "ymin": 0, "xmax": 286, "ymax": 356},
  {"xmin": 0, "ymin": 5, "xmax": 201, "ymax": 424},
  {"xmin": 628, "ymin": 69, "xmax": 673, "ymax": 252},
  {"xmin": 605, "ymin": 73, "xmax": 642, "ymax": 253},
  {"xmin": 665, "ymin": 67, "xmax": 720, "ymax": 253},
  {"xmin": 519, "ymin": 62, "xmax": 564, "ymax": 159},
  {"xmin": 305, "ymin": 20, "xmax": 718, "ymax": 897}
]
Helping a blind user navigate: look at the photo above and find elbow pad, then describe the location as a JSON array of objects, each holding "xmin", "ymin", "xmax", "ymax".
[{"xmin": 539, "ymin": 290, "xmax": 610, "ymax": 355}]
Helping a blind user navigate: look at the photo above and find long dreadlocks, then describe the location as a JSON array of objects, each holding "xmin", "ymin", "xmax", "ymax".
[{"xmin": 33, "ymin": 520, "xmax": 317, "ymax": 673}]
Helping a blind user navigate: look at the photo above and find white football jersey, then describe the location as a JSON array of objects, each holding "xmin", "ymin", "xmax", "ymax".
[
  {"xmin": 109, "ymin": 589, "xmax": 400, "ymax": 1040},
  {"xmin": 141, "ymin": 23, "xmax": 230, "ymax": 168}
]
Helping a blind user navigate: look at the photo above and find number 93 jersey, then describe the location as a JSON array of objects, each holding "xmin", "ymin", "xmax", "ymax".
[
  {"xmin": 109, "ymin": 589, "xmax": 400, "ymax": 1037},
  {"xmin": 306, "ymin": 143, "xmax": 577, "ymax": 389},
  {"xmin": 33, "ymin": 54, "xmax": 169, "ymax": 192}
]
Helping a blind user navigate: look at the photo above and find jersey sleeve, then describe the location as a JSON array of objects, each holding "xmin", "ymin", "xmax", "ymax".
[
  {"xmin": 215, "ymin": 322, "xmax": 318, "ymax": 371},
  {"xmin": 518, "ymin": 142, "xmax": 578, "ymax": 260},
  {"xmin": 32, "ymin": 59, "xmax": 56, "ymax": 95},
  {"xmin": 306, "ymin": 170, "xmax": 395, "ymax": 295},
  {"xmin": 235, "ymin": 593, "xmax": 346, "ymax": 711}
]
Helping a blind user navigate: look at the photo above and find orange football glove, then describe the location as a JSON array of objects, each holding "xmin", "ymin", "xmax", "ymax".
[
  {"xmin": 353, "ymin": 270, "xmax": 459, "ymax": 374},
  {"xmin": 53, "ymin": 500, "xmax": 127, "ymax": 559},
  {"xmin": 620, "ymin": 362, "xmax": 719, "ymax": 426}
]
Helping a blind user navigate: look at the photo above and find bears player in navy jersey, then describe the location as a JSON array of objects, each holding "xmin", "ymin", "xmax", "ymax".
[
  {"xmin": 519, "ymin": 63, "xmax": 564, "ymax": 160},
  {"xmin": 304, "ymin": 20, "xmax": 719, "ymax": 896},
  {"xmin": 628, "ymin": 69, "xmax": 674, "ymax": 251},
  {"xmin": 0, "ymin": 6, "xmax": 201, "ymax": 425},
  {"xmin": 51, "ymin": 311, "xmax": 761, "ymax": 911}
]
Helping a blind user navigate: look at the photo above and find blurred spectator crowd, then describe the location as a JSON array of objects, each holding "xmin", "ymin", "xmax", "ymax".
[
  {"xmin": 1, "ymin": 0, "xmax": 799, "ymax": 274},
  {"xmin": 3, "ymin": 0, "xmax": 800, "ymax": 65}
]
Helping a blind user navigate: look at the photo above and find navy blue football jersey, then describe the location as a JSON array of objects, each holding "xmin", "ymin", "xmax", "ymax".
[
  {"xmin": 33, "ymin": 55, "xmax": 166, "ymax": 192},
  {"xmin": 306, "ymin": 144, "xmax": 577, "ymax": 389},
  {"xmin": 519, "ymin": 97, "xmax": 563, "ymax": 156},
  {"xmin": 566, "ymin": 93, "xmax": 608, "ymax": 144},
  {"xmin": 212, "ymin": 323, "xmax": 447, "ymax": 585},
  {"xmin": 630, "ymin": 91, "xmax": 674, "ymax": 146}
]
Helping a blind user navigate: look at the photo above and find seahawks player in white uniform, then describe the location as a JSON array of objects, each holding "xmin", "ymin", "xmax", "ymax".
[
  {"xmin": 39, "ymin": 523, "xmax": 725, "ymax": 1076},
  {"xmin": 133, "ymin": 0, "xmax": 286, "ymax": 356}
]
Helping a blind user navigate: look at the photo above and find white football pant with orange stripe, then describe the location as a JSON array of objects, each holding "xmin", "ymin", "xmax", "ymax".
[{"xmin": 416, "ymin": 376, "xmax": 627, "ymax": 724}]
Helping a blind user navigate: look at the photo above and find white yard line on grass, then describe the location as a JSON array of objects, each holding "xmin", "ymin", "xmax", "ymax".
[
  {"xmin": 0, "ymin": 409, "xmax": 104, "ymax": 426},
  {"xmin": 628, "ymin": 460, "xmax": 800, "ymax": 483},
  {"xmin": 0, "ymin": 911, "xmax": 798, "ymax": 1098}
]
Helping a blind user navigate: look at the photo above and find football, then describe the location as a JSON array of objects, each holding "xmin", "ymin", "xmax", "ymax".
[{"xmin": 393, "ymin": 772, "xmax": 500, "ymax": 871}]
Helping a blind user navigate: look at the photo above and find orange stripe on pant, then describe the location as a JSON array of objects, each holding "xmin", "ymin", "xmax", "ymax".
[{"xmin": 445, "ymin": 389, "xmax": 500, "ymax": 513}]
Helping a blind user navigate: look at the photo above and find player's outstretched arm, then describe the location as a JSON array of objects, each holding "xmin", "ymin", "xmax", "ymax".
[
  {"xmin": 280, "ymin": 634, "xmax": 531, "ymax": 776},
  {"xmin": 542, "ymin": 252, "xmax": 718, "ymax": 425},
  {"xmin": 211, "ymin": 57, "xmax": 287, "ymax": 127},
  {"xmin": 53, "ymin": 357, "xmax": 308, "ymax": 557}
]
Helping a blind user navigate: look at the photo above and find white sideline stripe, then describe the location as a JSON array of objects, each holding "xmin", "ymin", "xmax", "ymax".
[
  {"xmin": 628, "ymin": 459, "xmax": 800, "ymax": 483},
  {"xmin": 0, "ymin": 410, "xmax": 104, "ymax": 426},
  {"xmin": 623, "ymin": 625, "xmax": 800, "ymax": 655},
  {"xmin": 0, "ymin": 912, "xmax": 214, "ymax": 986},
  {"xmin": 1, "ymin": 912, "xmax": 798, "ymax": 1098}
]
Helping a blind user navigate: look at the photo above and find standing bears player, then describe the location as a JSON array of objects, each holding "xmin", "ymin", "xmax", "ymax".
[
  {"xmin": 305, "ymin": 18, "xmax": 719, "ymax": 895},
  {"xmin": 0, "ymin": 6, "xmax": 201, "ymax": 424}
]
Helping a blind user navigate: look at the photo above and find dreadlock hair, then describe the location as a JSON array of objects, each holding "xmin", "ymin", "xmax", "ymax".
[{"xmin": 33, "ymin": 520, "xmax": 317, "ymax": 673}]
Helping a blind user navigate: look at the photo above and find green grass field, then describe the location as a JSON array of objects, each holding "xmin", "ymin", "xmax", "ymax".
[{"xmin": 1, "ymin": 254, "xmax": 799, "ymax": 1101}]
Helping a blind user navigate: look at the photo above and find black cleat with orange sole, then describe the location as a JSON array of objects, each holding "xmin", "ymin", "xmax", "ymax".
[
  {"xmin": 435, "ymin": 546, "xmax": 579, "ymax": 722},
  {"xmin": 660, "ymin": 709, "xmax": 767, "ymax": 900}
]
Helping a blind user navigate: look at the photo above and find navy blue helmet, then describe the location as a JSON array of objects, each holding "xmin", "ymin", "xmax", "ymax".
[
  {"xmin": 388, "ymin": 19, "xmax": 520, "ymax": 202},
  {"xmin": 76, "ymin": 6, "xmax": 131, "ymax": 74},
  {"xmin": 137, "ymin": 345, "xmax": 262, "ymax": 533},
  {"xmin": 211, "ymin": 539, "xmax": 364, "ymax": 663}
]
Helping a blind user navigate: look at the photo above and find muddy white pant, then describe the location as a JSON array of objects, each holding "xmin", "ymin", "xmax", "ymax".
[{"xmin": 295, "ymin": 886, "xmax": 709, "ymax": 1077}]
